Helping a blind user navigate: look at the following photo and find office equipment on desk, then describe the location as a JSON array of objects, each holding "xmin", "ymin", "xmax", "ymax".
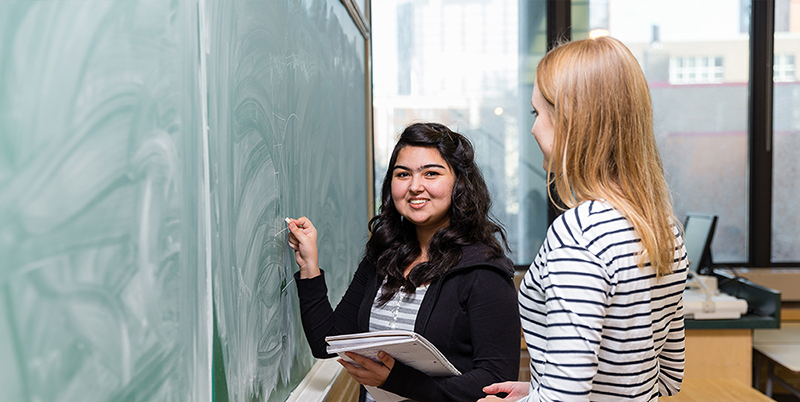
[
  {"xmin": 720, "ymin": 267, "xmax": 800, "ymax": 301},
  {"xmin": 681, "ymin": 214, "xmax": 749, "ymax": 320},
  {"xmin": 684, "ymin": 270, "xmax": 748, "ymax": 320},
  {"xmin": 0, "ymin": 1, "xmax": 370, "ymax": 401},
  {"xmin": 753, "ymin": 322, "xmax": 800, "ymax": 399},
  {"xmin": 685, "ymin": 270, "xmax": 781, "ymax": 330},
  {"xmin": 683, "ymin": 213, "xmax": 717, "ymax": 276}
]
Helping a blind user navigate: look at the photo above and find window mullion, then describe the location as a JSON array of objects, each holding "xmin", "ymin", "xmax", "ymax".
[
  {"xmin": 748, "ymin": 0, "xmax": 775, "ymax": 266},
  {"xmin": 545, "ymin": 0, "xmax": 571, "ymax": 225}
]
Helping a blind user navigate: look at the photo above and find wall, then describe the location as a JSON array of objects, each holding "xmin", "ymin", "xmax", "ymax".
[{"xmin": 0, "ymin": 1, "xmax": 369, "ymax": 401}]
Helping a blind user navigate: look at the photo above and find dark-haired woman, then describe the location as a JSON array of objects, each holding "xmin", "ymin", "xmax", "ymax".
[{"xmin": 287, "ymin": 122, "xmax": 520, "ymax": 402}]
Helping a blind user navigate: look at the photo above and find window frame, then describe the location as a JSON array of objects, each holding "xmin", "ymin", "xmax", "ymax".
[{"xmin": 747, "ymin": 0, "xmax": 777, "ymax": 267}]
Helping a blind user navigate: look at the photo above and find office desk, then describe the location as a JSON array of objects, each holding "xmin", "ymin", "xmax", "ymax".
[
  {"xmin": 684, "ymin": 329, "xmax": 753, "ymax": 384},
  {"xmin": 753, "ymin": 322, "xmax": 800, "ymax": 399},
  {"xmin": 683, "ymin": 272, "xmax": 781, "ymax": 385},
  {"xmin": 661, "ymin": 378, "xmax": 776, "ymax": 402}
]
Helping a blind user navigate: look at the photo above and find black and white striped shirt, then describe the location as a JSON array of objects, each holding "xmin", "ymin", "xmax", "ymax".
[{"xmin": 518, "ymin": 200, "xmax": 687, "ymax": 401}]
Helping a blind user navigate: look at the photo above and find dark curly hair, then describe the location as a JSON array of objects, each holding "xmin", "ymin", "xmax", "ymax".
[{"xmin": 365, "ymin": 122, "xmax": 509, "ymax": 305}]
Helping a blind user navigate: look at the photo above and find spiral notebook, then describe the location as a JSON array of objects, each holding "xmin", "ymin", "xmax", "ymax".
[{"xmin": 326, "ymin": 330, "xmax": 460, "ymax": 402}]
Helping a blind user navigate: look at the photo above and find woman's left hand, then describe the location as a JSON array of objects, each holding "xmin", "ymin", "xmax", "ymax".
[
  {"xmin": 338, "ymin": 351, "xmax": 395, "ymax": 387},
  {"xmin": 477, "ymin": 381, "xmax": 529, "ymax": 401}
]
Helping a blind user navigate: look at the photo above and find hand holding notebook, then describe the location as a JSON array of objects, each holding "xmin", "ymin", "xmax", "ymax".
[{"xmin": 326, "ymin": 330, "xmax": 460, "ymax": 402}]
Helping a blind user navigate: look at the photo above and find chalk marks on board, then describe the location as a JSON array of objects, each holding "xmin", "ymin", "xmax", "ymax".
[
  {"xmin": 206, "ymin": 0, "xmax": 367, "ymax": 401},
  {"xmin": 0, "ymin": 1, "xmax": 368, "ymax": 402},
  {"xmin": 0, "ymin": 1, "xmax": 208, "ymax": 401}
]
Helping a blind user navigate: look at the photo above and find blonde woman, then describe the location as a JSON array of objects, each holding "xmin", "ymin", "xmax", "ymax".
[{"xmin": 480, "ymin": 36, "xmax": 688, "ymax": 401}]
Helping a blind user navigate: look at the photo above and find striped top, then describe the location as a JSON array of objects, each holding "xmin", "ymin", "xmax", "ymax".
[
  {"xmin": 518, "ymin": 201, "xmax": 687, "ymax": 401},
  {"xmin": 365, "ymin": 283, "xmax": 428, "ymax": 402},
  {"xmin": 369, "ymin": 283, "xmax": 428, "ymax": 332}
]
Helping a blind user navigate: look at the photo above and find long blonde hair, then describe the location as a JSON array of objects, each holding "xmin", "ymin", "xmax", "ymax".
[{"xmin": 537, "ymin": 36, "xmax": 678, "ymax": 276}]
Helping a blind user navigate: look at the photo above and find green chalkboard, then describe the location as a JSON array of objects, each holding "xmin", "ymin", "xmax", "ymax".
[{"xmin": 0, "ymin": 1, "xmax": 369, "ymax": 401}]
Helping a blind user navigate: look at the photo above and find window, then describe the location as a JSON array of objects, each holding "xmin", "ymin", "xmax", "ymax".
[
  {"xmin": 573, "ymin": 0, "xmax": 799, "ymax": 266},
  {"xmin": 372, "ymin": 0, "xmax": 549, "ymax": 264},
  {"xmin": 774, "ymin": 54, "xmax": 796, "ymax": 82},
  {"xmin": 670, "ymin": 56, "xmax": 725, "ymax": 84},
  {"xmin": 573, "ymin": 0, "xmax": 750, "ymax": 262},
  {"xmin": 771, "ymin": 4, "xmax": 800, "ymax": 262},
  {"xmin": 373, "ymin": 0, "xmax": 799, "ymax": 267}
]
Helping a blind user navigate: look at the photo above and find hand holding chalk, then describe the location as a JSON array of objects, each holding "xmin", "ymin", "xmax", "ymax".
[{"xmin": 286, "ymin": 216, "xmax": 321, "ymax": 279}]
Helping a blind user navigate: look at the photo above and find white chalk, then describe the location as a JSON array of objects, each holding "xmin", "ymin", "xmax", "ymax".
[{"xmin": 285, "ymin": 217, "xmax": 305, "ymax": 228}]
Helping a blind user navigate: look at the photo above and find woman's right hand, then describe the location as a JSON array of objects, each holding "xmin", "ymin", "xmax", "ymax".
[
  {"xmin": 477, "ymin": 381, "xmax": 529, "ymax": 401},
  {"xmin": 286, "ymin": 216, "xmax": 321, "ymax": 279}
]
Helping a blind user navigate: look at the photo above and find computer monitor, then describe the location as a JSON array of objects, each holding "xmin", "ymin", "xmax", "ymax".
[{"xmin": 682, "ymin": 213, "xmax": 718, "ymax": 275}]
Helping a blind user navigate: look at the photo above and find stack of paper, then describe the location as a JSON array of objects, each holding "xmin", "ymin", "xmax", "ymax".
[{"xmin": 326, "ymin": 330, "xmax": 460, "ymax": 402}]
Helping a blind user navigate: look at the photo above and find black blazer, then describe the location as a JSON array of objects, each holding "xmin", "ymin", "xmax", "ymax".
[{"xmin": 295, "ymin": 243, "xmax": 521, "ymax": 402}]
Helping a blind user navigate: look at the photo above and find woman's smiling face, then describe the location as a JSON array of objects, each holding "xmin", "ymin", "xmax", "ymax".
[{"xmin": 391, "ymin": 145, "xmax": 456, "ymax": 237}]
